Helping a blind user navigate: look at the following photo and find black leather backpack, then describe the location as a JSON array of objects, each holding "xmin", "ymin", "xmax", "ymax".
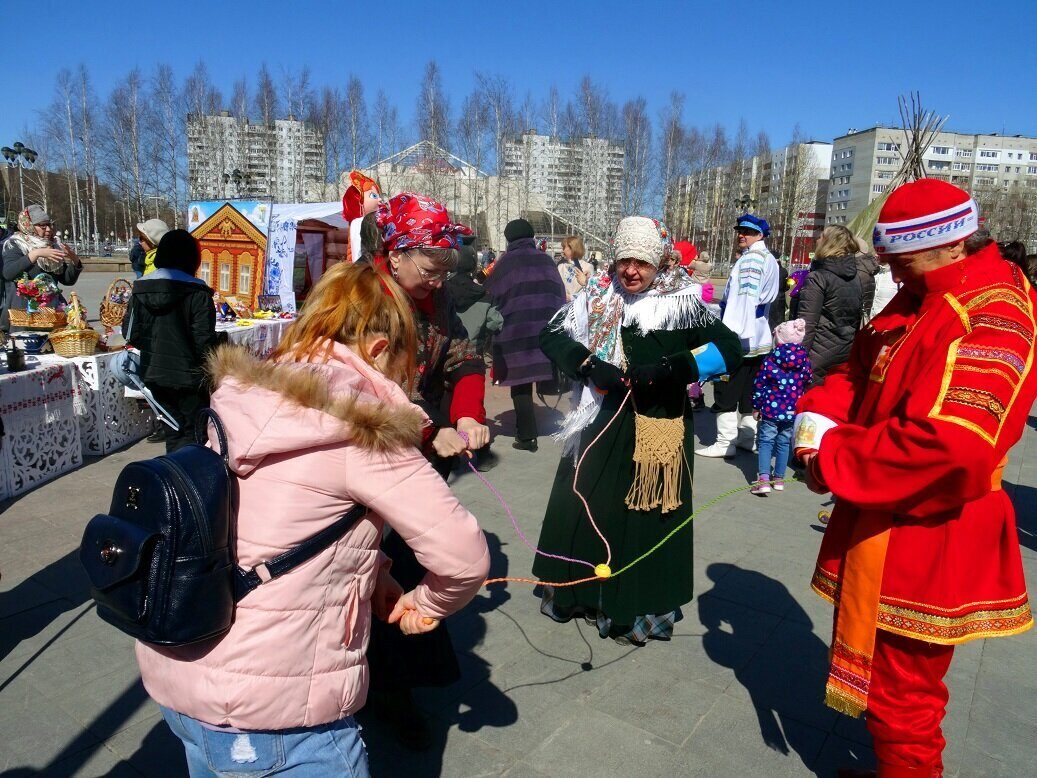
[{"xmin": 80, "ymin": 410, "xmax": 367, "ymax": 646}]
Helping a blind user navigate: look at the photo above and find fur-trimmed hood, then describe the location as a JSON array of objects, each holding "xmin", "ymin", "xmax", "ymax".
[{"xmin": 206, "ymin": 343, "xmax": 427, "ymax": 476}]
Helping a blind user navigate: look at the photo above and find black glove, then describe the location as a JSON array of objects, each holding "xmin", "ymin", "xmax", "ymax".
[
  {"xmin": 629, "ymin": 355, "xmax": 694, "ymax": 389},
  {"xmin": 581, "ymin": 356, "xmax": 627, "ymax": 393},
  {"xmin": 628, "ymin": 360, "xmax": 673, "ymax": 388}
]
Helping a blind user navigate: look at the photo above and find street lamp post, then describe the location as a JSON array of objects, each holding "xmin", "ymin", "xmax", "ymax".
[
  {"xmin": 2, "ymin": 141, "xmax": 39, "ymax": 213},
  {"xmin": 145, "ymin": 195, "xmax": 163, "ymax": 220}
]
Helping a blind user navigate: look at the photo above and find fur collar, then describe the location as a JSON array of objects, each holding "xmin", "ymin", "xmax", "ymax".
[{"xmin": 206, "ymin": 344, "xmax": 425, "ymax": 453}]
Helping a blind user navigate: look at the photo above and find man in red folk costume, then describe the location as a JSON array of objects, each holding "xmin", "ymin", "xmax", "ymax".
[
  {"xmin": 342, "ymin": 170, "xmax": 383, "ymax": 262},
  {"xmin": 794, "ymin": 179, "xmax": 1036, "ymax": 777}
]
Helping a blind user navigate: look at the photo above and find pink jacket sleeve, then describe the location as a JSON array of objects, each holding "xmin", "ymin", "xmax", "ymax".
[{"xmin": 343, "ymin": 445, "xmax": 490, "ymax": 619}]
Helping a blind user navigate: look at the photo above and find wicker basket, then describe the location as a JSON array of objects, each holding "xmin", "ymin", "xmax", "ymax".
[
  {"xmin": 100, "ymin": 279, "xmax": 133, "ymax": 330},
  {"xmin": 49, "ymin": 326, "xmax": 100, "ymax": 357},
  {"xmin": 8, "ymin": 307, "xmax": 67, "ymax": 329}
]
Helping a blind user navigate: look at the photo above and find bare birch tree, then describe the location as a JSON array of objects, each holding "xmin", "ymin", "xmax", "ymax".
[
  {"xmin": 658, "ymin": 92, "xmax": 685, "ymax": 227},
  {"xmin": 254, "ymin": 64, "xmax": 278, "ymax": 198},
  {"xmin": 475, "ymin": 72, "xmax": 514, "ymax": 238},
  {"xmin": 151, "ymin": 64, "xmax": 185, "ymax": 225},
  {"xmin": 621, "ymin": 98, "xmax": 651, "ymax": 216},
  {"xmin": 416, "ymin": 60, "xmax": 451, "ymax": 150},
  {"xmin": 22, "ymin": 126, "xmax": 52, "ymax": 214},
  {"xmin": 281, "ymin": 67, "xmax": 313, "ymax": 200},
  {"xmin": 541, "ymin": 86, "xmax": 561, "ymax": 138},
  {"xmin": 50, "ymin": 69, "xmax": 85, "ymax": 244},
  {"xmin": 308, "ymin": 87, "xmax": 343, "ymax": 199},
  {"xmin": 773, "ymin": 126, "xmax": 823, "ymax": 258},
  {"xmin": 415, "ymin": 61, "xmax": 452, "ymax": 200},
  {"xmin": 101, "ymin": 69, "xmax": 151, "ymax": 222},
  {"xmin": 76, "ymin": 65, "xmax": 103, "ymax": 249},
  {"xmin": 371, "ymin": 90, "xmax": 405, "ymax": 195},
  {"xmin": 183, "ymin": 61, "xmax": 224, "ymax": 199},
  {"xmin": 455, "ymin": 87, "xmax": 490, "ymax": 236},
  {"xmin": 344, "ymin": 76, "xmax": 369, "ymax": 171}
]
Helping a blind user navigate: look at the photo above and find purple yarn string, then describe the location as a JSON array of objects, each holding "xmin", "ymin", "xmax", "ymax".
[{"xmin": 456, "ymin": 434, "xmax": 595, "ymax": 570}]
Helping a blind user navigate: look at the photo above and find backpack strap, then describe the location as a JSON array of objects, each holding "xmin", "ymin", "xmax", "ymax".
[
  {"xmin": 196, "ymin": 409, "xmax": 229, "ymax": 462},
  {"xmin": 233, "ymin": 504, "xmax": 369, "ymax": 602}
]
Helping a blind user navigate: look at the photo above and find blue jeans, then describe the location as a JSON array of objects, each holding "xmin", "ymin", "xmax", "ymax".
[
  {"xmin": 160, "ymin": 707, "xmax": 370, "ymax": 777},
  {"xmin": 757, "ymin": 418, "xmax": 793, "ymax": 479}
]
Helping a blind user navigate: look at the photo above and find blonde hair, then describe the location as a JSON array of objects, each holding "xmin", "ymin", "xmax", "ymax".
[
  {"xmin": 562, "ymin": 235, "xmax": 586, "ymax": 261},
  {"xmin": 271, "ymin": 262, "xmax": 417, "ymax": 389},
  {"xmin": 815, "ymin": 225, "xmax": 860, "ymax": 260}
]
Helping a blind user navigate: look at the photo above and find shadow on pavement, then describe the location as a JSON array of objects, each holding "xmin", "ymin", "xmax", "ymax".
[
  {"xmin": 0, "ymin": 550, "xmax": 91, "ymax": 663},
  {"xmin": 699, "ymin": 563, "xmax": 874, "ymax": 776},
  {"xmin": 1005, "ymin": 481, "xmax": 1037, "ymax": 554},
  {"xmin": 488, "ymin": 399, "xmax": 565, "ymax": 440},
  {"xmin": 2, "ymin": 676, "xmax": 186, "ymax": 776}
]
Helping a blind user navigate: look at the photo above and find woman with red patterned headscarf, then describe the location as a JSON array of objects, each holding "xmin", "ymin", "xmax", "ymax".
[{"xmin": 365, "ymin": 192, "xmax": 490, "ymax": 750}]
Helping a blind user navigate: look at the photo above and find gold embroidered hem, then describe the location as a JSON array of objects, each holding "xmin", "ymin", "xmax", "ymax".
[{"xmin": 811, "ymin": 564, "xmax": 1034, "ymax": 645}]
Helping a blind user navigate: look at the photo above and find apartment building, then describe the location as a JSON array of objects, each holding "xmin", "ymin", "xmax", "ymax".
[
  {"xmin": 501, "ymin": 131, "xmax": 625, "ymax": 239},
  {"xmin": 826, "ymin": 126, "xmax": 1037, "ymax": 228},
  {"xmin": 667, "ymin": 140, "xmax": 832, "ymax": 263},
  {"xmin": 187, "ymin": 112, "xmax": 326, "ymax": 203}
]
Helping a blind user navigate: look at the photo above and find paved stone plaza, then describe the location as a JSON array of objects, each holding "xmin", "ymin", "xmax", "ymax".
[{"xmin": 1, "ymin": 369, "xmax": 1035, "ymax": 776}]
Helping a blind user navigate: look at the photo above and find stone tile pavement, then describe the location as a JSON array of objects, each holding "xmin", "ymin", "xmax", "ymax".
[{"xmin": 1, "ymin": 384, "xmax": 1035, "ymax": 776}]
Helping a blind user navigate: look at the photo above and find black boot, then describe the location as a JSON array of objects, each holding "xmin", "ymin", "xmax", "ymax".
[{"xmin": 512, "ymin": 438, "xmax": 538, "ymax": 452}]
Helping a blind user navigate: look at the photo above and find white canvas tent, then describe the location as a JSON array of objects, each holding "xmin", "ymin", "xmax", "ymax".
[{"xmin": 264, "ymin": 202, "xmax": 348, "ymax": 312}]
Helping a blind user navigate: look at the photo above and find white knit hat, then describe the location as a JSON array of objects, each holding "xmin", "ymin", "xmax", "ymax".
[
  {"xmin": 614, "ymin": 216, "xmax": 664, "ymax": 267},
  {"xmin": 136, "ymin": 218, "xmax": 170, "ymax": 247}
]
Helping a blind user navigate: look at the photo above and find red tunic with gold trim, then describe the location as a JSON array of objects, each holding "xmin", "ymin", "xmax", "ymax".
[{"xmin": 799, "ymin": 242, "xmax": 1035, "ymax": 645}]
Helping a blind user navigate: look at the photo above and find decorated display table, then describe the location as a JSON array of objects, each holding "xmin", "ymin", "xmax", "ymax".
[
  {"xmin": 0, "ymin": 317, "xmax": 294, "ymax": 499},
  {"xmin": 218, "ymin": 318, "xmax": 293, "ymax": 357},
  {"xmin": 0, "ymin": 359, "xmax": 83, "ymax": 500},
  {"xmin": 36, "ymin": 352, "xmax": 155, "ymax": 457}
]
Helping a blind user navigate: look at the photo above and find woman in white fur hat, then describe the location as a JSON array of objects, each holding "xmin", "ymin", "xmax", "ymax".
[{"xmin": 532, "ymin": 216, "xmax": 742, "ymax": 644}]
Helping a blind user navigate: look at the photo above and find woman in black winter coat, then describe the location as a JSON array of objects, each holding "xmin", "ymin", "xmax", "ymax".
[
  {"xmin": 798, "ymin": 225, "xmax": 875, "ymax": 384},
  {"xmin": 123, "ymin": 230, "xmax": 217, "ymax": 452}
]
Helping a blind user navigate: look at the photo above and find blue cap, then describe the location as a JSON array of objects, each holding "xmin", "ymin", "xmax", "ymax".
[{"xmin": 735, "ymin": 213, "xmax": 770, "ymax": 237}]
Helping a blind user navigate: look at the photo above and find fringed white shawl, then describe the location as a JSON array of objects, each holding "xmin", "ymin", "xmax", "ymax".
[{"xmin": 550, "ymin": 269, "xmax": 716, "ymax": 457}]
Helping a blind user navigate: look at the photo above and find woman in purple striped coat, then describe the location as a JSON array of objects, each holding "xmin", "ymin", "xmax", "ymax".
[{"xmin": 486, "ymin": 219, "xmax": 568, "ymax": 451}]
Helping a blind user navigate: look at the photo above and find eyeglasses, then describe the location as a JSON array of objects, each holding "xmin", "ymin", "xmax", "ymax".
[
  {"xmin": 406, "ymin": 252, "xmax": 449, "ymax": 282},
  {"xmin": 734, "ymin": 227, "xmax": 759, "ymax": 237},
  {"xmin": 616, "ymin": 258, "xmax": 655, "ymax": 272}
]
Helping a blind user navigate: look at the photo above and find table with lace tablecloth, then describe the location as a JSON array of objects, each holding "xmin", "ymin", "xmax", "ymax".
[
  {"xmin": 37, "ymin": 353, "xmax": 155, "ymax": 458},
  {"xmin": 0, "ymin": 360, "xmax": 83, "ymax": 500},
  {"xmin": 218, "ymin": 318, "xmax": 294, "ymax": 357}
]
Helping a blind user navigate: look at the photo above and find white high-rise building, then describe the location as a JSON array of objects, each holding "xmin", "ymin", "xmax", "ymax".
[
  {"xmin": 187, "ymin": 112, "xmax": 326, "ymax": 203},
  {"xmin": 501, "ymin": 132, "xmax": 624, "ymax": 240}
]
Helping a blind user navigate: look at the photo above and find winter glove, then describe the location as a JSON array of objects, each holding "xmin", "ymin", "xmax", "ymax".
[
  {"xmin": 628, "ymin": 360, "xmax": 673, "ymax": 388},
  {"xmin": 580, "ymin": 356, "xmax": 627, "ymax": 393},
  {"xmin": 629, "ymin": 355, "xmax": 693, "ymax": 388}
]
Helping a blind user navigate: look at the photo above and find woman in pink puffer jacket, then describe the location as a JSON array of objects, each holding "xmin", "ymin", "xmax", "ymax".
[{"xmin": 135, "ymin": 262, "xmax": 490, "ymax": 776}]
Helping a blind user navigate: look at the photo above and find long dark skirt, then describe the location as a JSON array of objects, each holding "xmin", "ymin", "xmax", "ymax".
[{"xmin": 366, "ymin": 454, "xmax": 460, "ymax": 691}]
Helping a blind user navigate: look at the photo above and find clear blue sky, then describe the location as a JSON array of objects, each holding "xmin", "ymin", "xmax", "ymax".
[{"xmin": 6, "ymin": 0, "xmax": 1034, "ymax": 152}]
